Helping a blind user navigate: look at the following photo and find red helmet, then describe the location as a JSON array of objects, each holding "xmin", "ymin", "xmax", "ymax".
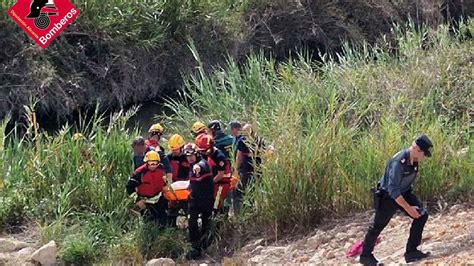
[{"xmin": 195, "ymin": 134, "xmax": 213, "ymax": 151}]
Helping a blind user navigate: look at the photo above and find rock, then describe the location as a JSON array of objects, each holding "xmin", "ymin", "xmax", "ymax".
[
  {"xmin": 325, "ymin": 250, "xmax": 335, "ymax": 259},
  {"xmin": 261, "ymin": 246, "xmax": 287, "ymax": 256},
  {"xmin": 306, "ymin": 236, "xmax": 322, "ymax": 248},
  {"xmin": 30, "ymin": 240, "xmax": 57, "ymax": 266},
  {"xmin": 251, "ymin": 245, "xmax": 264, "ymax": 255},
  {"xmin": 334, "ymin": 232, "xmax": 346, "ymax": 242},
  {"xmin": 295, "ymin": 255, "xmax": 309, "ymax": 263},
  {"xmin": 146, "ymin": 258, "xmax": 175, "ymax": 266},
  {"xmin": 241, "ymin": 238, "xmax": 265, "ymax": 253},
  {"xmin": 0, "ymin": 238, "xmax": 29, "ymax": 253}
]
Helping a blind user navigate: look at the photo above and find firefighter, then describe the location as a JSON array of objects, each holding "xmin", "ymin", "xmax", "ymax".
[
  {"xmin": 207, "ymin": 120, "xmax": 234, "ymax": 159},
  {"xmin": 145, "ymin": 123, "xmax": 173, "ymax": 183},
  {"xmin": 126, "ymin": 150, "xmax": 168, "ymax": 226},
  {"xmin": 183, "ymin": 143, "xmax": 214, "ymax": 260},
  {"xmin": 195, "ymin": 134, "xmax": 232, "ymax": 213},
  {"xmin": 166, "ymin": 134, "xmax": 190, "ymax": 227},
  {"xmin": 191, "ymin": 121, "xmax": 207, "ymax": 138}
]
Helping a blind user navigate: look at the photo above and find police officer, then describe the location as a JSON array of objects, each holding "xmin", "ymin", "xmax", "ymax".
[
  {"xmin": 360, "ymin": 135, "xmax": 433, "ymax": 265},
  {"xmin": 183, "ymin": 143, "xmax": 214, "ymax": 260}
]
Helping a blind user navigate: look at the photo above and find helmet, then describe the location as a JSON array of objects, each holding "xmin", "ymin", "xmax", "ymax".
[
  {"xmin": 144, "ymin": 150, "xmax": 160, "ymax": 162},
  {"xmin": 191, "ymin": 122, "xmax": 206, "ymax": 135},
  {"xmin": 207, "ymin": 120, "xmax": 222, "ymax": 131},
  {"xmin": 148, "ymin": 123, "xmax": 164, "ymax": 134},
  {"xmin": 195, "ymin": 134, "xmax": 213, "ymax": 151},
  {"xmin": 168, "ymin": 134, "xmax": 185, "ymax": 151},
  {"xmin": 183, "ymin": 143, "xmax": 198, "ymax": 156}
]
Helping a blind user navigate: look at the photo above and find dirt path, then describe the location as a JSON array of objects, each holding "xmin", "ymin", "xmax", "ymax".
[{"xmin": 224, "ymin": 204, "xmax": 473, "ymax": 265}]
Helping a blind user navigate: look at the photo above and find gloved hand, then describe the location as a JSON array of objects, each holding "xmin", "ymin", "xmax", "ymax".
[{"xmin": 136, "ymin": 199, "xmax": 146, "ymax": 210}]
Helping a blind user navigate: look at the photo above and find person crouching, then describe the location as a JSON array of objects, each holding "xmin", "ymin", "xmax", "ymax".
[{"xmin": 126, "ymin": 150, "xmax": 168, "ymax": 226}]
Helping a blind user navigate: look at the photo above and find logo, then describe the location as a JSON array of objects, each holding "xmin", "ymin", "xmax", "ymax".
[{"xmin": 8, "ymin": 0, "xmax": 80, "ymax": 48}]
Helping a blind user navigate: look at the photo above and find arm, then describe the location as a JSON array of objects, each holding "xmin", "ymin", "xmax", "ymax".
[
  {"xmin": 236, "ymin": 151, "xmax": 243, "ymax": 170},
  {"xmin": 126, "ymin": 171, "xmax": 141, "ymax": 196},
  {"xmin": 214, "ymin": 170, "xmax": 224, "ymax": 183},
  {"xmin": 388, "ymin": 161, "xmax": 420, "ymax": 218},
  {"xmin": 158, "ymin": 150, "xmax": 173, "ymax": 183}
]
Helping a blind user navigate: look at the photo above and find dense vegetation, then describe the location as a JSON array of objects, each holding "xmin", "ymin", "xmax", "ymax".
[
  {"xmin": 1, "ymin": 18, "xmax": 472, "ymax": 263},
  {"xmin": 1, "ymin": 0, "xmax": 472, "ymax": 125}
]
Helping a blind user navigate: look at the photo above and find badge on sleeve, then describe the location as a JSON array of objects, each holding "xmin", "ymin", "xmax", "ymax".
[
  {"xmin": 400, "ymin": 158, "xmax": 406, "ymax": 164},
  {"xmin": 219, "ymin": 161, "xmax": 224, "ymax": 167}
]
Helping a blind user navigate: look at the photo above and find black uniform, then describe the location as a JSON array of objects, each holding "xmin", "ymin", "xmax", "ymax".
[
  {"xmin": 187, "ymin": 157, "xmax": 214, "ymax": 258},
  {"xmin": 233, "ymin": 135, "xmax": 265, "ymax": 214},
  {"xmin": 361, "ymin": 149, "xmax": 429, "ymax": 258}
]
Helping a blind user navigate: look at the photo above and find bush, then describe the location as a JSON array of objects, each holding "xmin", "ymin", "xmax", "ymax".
[
  {"xmin": 60, "ymin": 233, "xmax": 99, "ymax": 265},
  {"xmin": 137, "ymin": 222, "xmax": 188, "ymax": 260}
]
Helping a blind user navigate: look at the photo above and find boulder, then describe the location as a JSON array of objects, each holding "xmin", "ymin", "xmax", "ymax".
[
  {"xmin": 30, "ymin": 240, "xmax": 57, "ymax": 266},
  {"xmin": 146, "ymin": 258, "xmax": 175, "ymax": 266}
]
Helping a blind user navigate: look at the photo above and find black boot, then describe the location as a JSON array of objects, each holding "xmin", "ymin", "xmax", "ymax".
[
  {"xmin": 359, "ymin": 254, "xmax": 380, "ymax": 266},
  {"xmin": 404, "ymin": 249, "xmax": 431, "ymax": 263},
  {"xmin": 185, "ymin": 248, "xmax": 201, "ymax": 260}
]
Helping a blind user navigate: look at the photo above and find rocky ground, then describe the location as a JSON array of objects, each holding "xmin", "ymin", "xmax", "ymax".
[
  {"xmin": 1, "ymin": 204, "xmax": 472, "ymax": 265},
  {"xmin": 221, "ymin": 204, "xmax": 474, "ymax": 265}
]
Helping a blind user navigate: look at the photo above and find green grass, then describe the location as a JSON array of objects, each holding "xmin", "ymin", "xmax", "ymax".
[
  {"xmin": 0, "ymin": 20, "xmax": 472, "ymax": 262},
  {"xmin": 163, "ymin": 20, "xmax": 473, "ymax": 234}
]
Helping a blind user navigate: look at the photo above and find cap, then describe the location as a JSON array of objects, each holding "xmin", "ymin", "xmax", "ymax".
[
  {"xmin": 229, "ymin": 121, "xmax": 242, "ymax": 129},
  {"xmin": 415, "ymin": 134, "xmax": 433, "ymax": 157}
]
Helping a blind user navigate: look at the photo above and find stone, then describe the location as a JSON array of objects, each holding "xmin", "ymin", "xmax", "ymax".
[
  {"xmin": 0, "ymin": 238, "xmax": 28, "ymax": 253},
  {"xmin": 241, "ymin": 238, "xmax": 265, "ymax": 253},
  {"xmin": 325, "ymin": 250, "xmax": 335, "ymax": 259},
  {"xmin": 30, "ymin": 240, "xmax": 57, "ymax": 266},
  {"xmin": 146, "ymin": 258, "xmax": 175, "ymax": 266}
]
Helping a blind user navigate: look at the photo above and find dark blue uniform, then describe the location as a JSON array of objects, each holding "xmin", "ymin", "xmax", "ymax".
[
  {"xmin": 361, "ymin": 149, "xmax": 429, "ymax": 260},
  {"xmin": 187, "ymin": 157, "xmax": 214, "ymax": 258},
  {"xmin": 233, "ymin": 135, "xmax": 266, "ymax": 214}
]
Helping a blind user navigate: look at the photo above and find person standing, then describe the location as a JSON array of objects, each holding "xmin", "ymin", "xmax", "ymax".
[{"xmin": 183, "ymin": 143, "xmax": 214, "ymax": 260}]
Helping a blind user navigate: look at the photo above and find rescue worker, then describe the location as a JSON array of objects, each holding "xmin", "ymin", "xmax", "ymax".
[
  {"xmin": 126, "ymin": 150, "xmax": 168, "ymax": 226},
  {"xmin": 132, "ymin": 136, "xmax": 147, "ymax": 170},
  {"xmin": 166, "ymin": 134, "xmax": 190, "ymax": 182},
  {"xmin": 183, "ymin": 143, "xmax": 214, "ymax": 260},
  {"xmin": 359, "ymin": 135, "xmax": 433, "ymax": 265},
  {"xmin": 145, "ymin": 123, "xmax": 173, "ymax": 183},
  {"xmin": 229, "ymin": 121, "xmax": 243, "ymax": 155},
  {"xmin": 233, "ymin": 123, "xmax": 267, "ymax": 214},
  {"xmin": 195, "ymin": 134, "xmax": 232, "ymax": 213},
  {"xmin": 228, "ymin": 121, "xmax": 243, "ymax": 211},
  {"xmin": 166, "ymin": 134, "xmax": 190, "ymax": 227},
  {"xmin": 207, "ymin": 120, "xmax": 234, "ymax": 159},
  {"xmin": 191, "ymin": 121, "xmax": 207, "ymax": 138}
]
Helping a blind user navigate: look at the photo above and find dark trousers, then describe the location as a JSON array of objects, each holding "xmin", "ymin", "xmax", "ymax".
[
  {"xmin": 362, "ymin": 190, "xmax": 429, "ymax": 256},
  {"xmin": 188, "ymin": 197, "xmax": 213, "ymax": 250},
  {"xmin": 232, "ymin": 167, "xmax": 254, "ymax": 215},
  {"xmin": 141, "ymin": 196, "xmax": 168, "ymax": 227}
]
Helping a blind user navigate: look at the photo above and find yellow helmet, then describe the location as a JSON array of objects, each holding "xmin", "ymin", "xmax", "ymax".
[
  {"xmin": 144, "ymin": 150, "xmax": 160, "ymax": 163},
  {"xmin": 191, "ymin": 122, "xmax": 206, "ymax": 134},
  {"xmin": 168, "ymin": 134, "xmax": 185, "ymax": 151},
  {"xmin": 148, "ymin": 123, "xmax": 164, "ymax": 134}
]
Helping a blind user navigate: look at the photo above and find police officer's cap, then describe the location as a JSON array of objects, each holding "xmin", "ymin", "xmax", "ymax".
[{"xmin": 415, "ymin": 134, "xmax": 433, "ymax": 157}]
